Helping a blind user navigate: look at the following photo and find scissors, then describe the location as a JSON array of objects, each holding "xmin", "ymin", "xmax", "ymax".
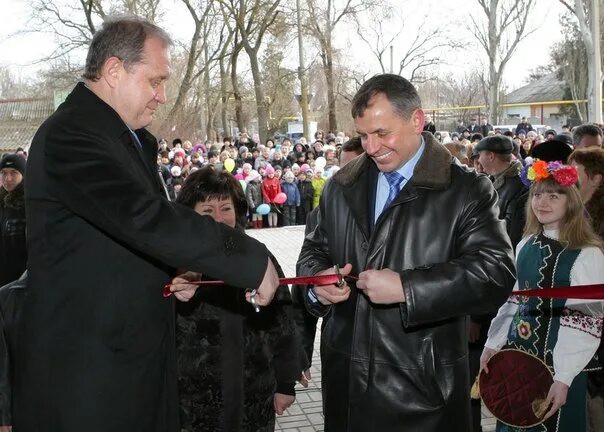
[
  {"xmin": 334, "ymin": 264, "xmax": 347, "ymax": 288},
  {"xmin": 247, "ymin": 289, "xmax": 261, "ymax": 313}
]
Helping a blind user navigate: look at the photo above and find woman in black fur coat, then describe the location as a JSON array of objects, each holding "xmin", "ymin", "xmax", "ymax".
[{"xmin": 174, "ymin": 166, "xmax": 304, "ymax": 432}]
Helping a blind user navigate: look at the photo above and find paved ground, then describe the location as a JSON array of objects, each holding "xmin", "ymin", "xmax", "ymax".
[{"xmin": 247, "ymin": 226, "xmax": 496, "ymax": 432}]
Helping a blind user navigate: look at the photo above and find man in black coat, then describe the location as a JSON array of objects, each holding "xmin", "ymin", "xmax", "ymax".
[
  {"xmin": 515, "ymin": 116, "xmax": 533, "ymax": 134},
  {"xmin": 14, "ymin": 17, "xmax": 280, "ymax": 432},
  {"xmin": 297, "ymin": 74, "xmax": 515, "ymax": 432},
  {"xmin": 0, "ymin": 272, "xmax": 26, "ymax": 431},
  {"xmin": 0, "ymin": 154, "xmax": 27, "ymax": 287}
]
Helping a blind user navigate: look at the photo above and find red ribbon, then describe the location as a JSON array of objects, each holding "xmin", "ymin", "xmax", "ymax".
[
  {"xmin": 513, "ymin": 284, "xmax": 604, "ymax": 300},
  {"xmin": 163, "ymin": 273, "xmax": 355, "ymax": 297},
  {"xmin": 163, "ymin": 273, "xmax": 604, "ymax": 300}
]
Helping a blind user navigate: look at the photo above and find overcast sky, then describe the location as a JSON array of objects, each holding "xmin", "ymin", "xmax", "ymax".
[{"xmin": 0, "ymin": 0, "xmax": 568, "ymax": 91}]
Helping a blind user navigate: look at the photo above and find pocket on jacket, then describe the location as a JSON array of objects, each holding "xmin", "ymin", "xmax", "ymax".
[{"xmin": 420, "ymin": 337, "xmax": 447, "ymax": 407}]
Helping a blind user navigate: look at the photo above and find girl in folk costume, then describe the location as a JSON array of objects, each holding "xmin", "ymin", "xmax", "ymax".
[
  {"xmin": 481, "ymin": 160, "xmax": 604, "ymax": 432},
  {"xmin": 261, "ymin": 164, "xmax": 281, "ymax": 228}
]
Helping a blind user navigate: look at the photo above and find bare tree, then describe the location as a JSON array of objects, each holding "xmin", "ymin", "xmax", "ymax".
[
  {"xmin": 306, "ymin": 0, "xmax": 367, "ymax": 132},
  {"xmin": 470, "ymin": 0, "xmax": 537, "ymax": 123},
  {"xmin": 356, "ymin": 11, "xmax": 462, "ymax": 83},
  {"xmin": 162, "ymin": 0, "xmax": 230, "ymax": 136},
  {"xmin": 559, "ymin": 0, "xmax": 602, "ymax": 122},
  {"xmin": 219, "ymin": 0, "xmax": 282, "ymax": 143},
  {"xmin": 121, "ymin": 0, "xmax": 162, "ymax": 21}
]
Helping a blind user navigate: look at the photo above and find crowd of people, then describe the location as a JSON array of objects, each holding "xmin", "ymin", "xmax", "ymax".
[
  {"xmin": 1, "ymin": 14, "xmax": 604, "ymax": 432},
  {"xmin": 155, "ymin": 131, "xmax": 358, "ymax": 228}
]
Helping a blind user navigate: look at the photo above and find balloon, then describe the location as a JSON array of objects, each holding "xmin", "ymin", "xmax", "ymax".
[
  {"xmin": 224, "ymin": 158, "xmax": 235, "ymax": 173},
  {"xmin": 315, "ymin": 156, "xmax": 326, "ymax": 170},
  {"xmin": 256, "ymin": 204, "xmax": 271, "ymax": 215},
  {"xmin": 274, "ymin": 192, "xmax": 287, "ymax": 204},
  {"xmin": 239, "ymin": 179, "xmax": 247, "ymax": 192}
]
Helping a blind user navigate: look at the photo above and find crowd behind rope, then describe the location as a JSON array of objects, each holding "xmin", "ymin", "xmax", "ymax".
[{"xmin": 153, "ymin": 130, "xmax": 354, "ymax": 227}]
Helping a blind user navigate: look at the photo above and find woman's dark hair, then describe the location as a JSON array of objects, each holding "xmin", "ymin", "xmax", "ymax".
[{"xmin": 176, "ymin": 166, "xmax": 248, "ymax": 229}]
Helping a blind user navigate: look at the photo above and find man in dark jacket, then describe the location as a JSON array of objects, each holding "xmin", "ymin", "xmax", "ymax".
[
  {"xmin": 14, "ymin": 16, "xmax": 280, "ymax": 432},
  {"xmin": 297, "ymin": 74, "xmax": 515, "ymax": 432},
  {"xmin": 0, "ymin": 272, "xmax": 26, "ymax": 431},
  {"xmin": 479, "ymin": 117, "xmax": 493, "ymax": 137},
  {"xmin": 515, "ymin": 116, "xmax": 533, "ymax": 134},
  {"xmin": 476, "ymin": 135, "xmax": 528, "ymax": 248},
  {"xmin": 0, "ymin": 154, "xmax": 27, "ymax": 287},
  {"xmin": 568, "ymin": 147, "xmax": 604, "ymax": 432}
]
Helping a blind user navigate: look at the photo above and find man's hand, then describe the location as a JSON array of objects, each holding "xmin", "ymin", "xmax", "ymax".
[
  {"xmin": 246, "ymin": 257, "xmax": 279, "ymax": 306},
  {"xmin": 542, "ymin": 381, "xmax": 569, "ymax": 421},
  {"xmin": 298, "ymin": 369, "xmax": 312, "ymax": 388},
  {"xmin": 274, "ymin": 393, "xmax": 295, "ymax": 415},
  {"xmin": 356, "ymin": 269, "xmax": 404, "ymax": 304},
  {"xmin": 0, "ymin": 425, "xmax": 12, "ymax": 432},
  {"xmin": 313, "ymin": 264, "xmax": 353, "ymax": 305},
  {"xmin": 479, "ymin": 347, "xmax": 497, "ymax": 374},
  {"xmin": 169, "ymin": 271, "xmax": 202, "ymax": 302},
  {"xmin": 469, "ymin": 322, "xmax": 482, "ymax": 343}
]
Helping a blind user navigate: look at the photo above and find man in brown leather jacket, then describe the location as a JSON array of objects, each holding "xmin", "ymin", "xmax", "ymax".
[{"xmin": 297, "ymin": 74, "xmax": 515, "ymax": 432}]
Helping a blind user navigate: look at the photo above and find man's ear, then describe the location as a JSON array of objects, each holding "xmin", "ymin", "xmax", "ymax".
[
  {"xmin": 593, "ymin": 173, "xmax": 603, "ymax": 187},
  {"xmin": 101, "ymin": 57, "xmax": 124, "ymax": 88},
  {"xmin": 412, "ymin": 109, "xmax": 425, "ymax": 134}
]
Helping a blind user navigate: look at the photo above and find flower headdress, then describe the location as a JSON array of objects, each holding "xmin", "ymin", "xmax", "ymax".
[{"xmin": 520, "ymin": 159, "xmax": 578, "ymax": 188}]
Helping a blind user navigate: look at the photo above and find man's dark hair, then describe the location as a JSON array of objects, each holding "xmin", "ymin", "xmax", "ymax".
[
  {"xmin": 172, "ymin": 138, "xmax": 182, "ymax": 146},
  {"xmin": 341, "ymin": 136, "xmax": 363, "ymax": 155},
  {"xmin": 503, "ymin": 131, "xmax": 514, "ymax": 138},
  {"xmin": 471, "ymin": 133, "xmax": 484, "ymax": 142},
  {"xmin": 572, "ymin": 124, "xmax": 603, "ymax": 146},
  {"xmin": 351, "ymin": 74, "xmax": 421, "ymax": 119},
  {"xmin": 223, "ymin": 136, "xmax": 233, "ymax": 143},
  {"xmin": 83, "ymin": 16, "xmax": 172, "ymax": 81}
]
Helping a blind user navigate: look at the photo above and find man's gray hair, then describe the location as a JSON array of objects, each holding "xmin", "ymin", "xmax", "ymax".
[
  {"xmin": 351, "ymin": 74, "xmax": 421, "ymax": 119},
  {"xmin": 83, "ymin": 16, "xmax": 172, "ymax": 81}
]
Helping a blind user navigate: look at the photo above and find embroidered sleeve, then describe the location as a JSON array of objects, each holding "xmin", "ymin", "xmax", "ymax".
[
  {"xmin": 485, "ymin": 236, "xmax": 532, "ymax": 351},
  {"xmin": 485, "ymin": 285, "xmax": 519, "ymax": 350},
  {"xmin": 553, "ymin": 247, "xmax": 604, "ymax": 386}
]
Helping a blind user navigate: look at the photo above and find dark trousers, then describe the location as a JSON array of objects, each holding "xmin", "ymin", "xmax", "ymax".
[{"xmin": 283, "ymin": 205, "xmax": 297, "ymax": 226}]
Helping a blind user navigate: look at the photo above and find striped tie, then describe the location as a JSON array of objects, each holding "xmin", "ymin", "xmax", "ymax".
[{"xmin": 383, "ymin": 171, "xmax": 405, "ymax": 211}]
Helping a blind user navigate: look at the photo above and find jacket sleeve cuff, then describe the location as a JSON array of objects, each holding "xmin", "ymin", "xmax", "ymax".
[
  {"xmin": 304, "ymin": 287, "xmax": 332, "ymax": 318},
  {"xmin": 276, "ymin": 381, "xmax": 296, "ymax": 396}
]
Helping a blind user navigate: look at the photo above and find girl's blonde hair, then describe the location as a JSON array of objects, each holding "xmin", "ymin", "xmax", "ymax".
[{"xmin": 524, "ymin": 176, "xmax": 603, "ymax": 250}]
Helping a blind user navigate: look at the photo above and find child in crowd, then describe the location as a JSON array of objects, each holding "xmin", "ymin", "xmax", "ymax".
[
  {"xmin": 481, "ymin": 160, "xmax": 604, "ymax": 432},
  {"xmin": 297, "ymin": 170, "xmax": 314, "ymax": 225},
  {"xmin": 280, "ymin": 171, "xmax": 300, "ymax": 226},
  {"xmin": 310, "ymin": 169, "xmax": 326, "ymax": 210},
  {"xmin": 262, "ymin": 165, "xmax": 281, "ymax": 228},
  {"xmin": 245, "ymin": 170, "xmax": 263, "ymax": 228}
]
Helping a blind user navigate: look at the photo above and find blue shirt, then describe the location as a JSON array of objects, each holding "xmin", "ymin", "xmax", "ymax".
[
  {"xmin": 307, "ymin": 136, "xmax": 425, "ymax": 305},
  {"xmin": 373, "ymin": 136, "xmax": 425, "ymax": 221}
]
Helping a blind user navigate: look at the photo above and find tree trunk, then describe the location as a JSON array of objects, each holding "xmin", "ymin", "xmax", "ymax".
[
  {"xmin": 246, "ymin": 46, "xmax": 270, "ymax": 143},
  {"xmin": 487, "ymin": 0, "xmax": 498, "ymax": 123},
  {"xmin": 203, "ymin": 42, "xmax": 214, "ymax": 140},
  {"xmin": 163, "ymin": 23, "xmax": 202, "ymax": 129},
  {"xmin": 574, "ymin": 0, "xmax": 602, "ymax": 122},
  {"xmin": 219, "ymin": 56, "xmax": 229, "ymax": 138},
  {"xmin": 324, "ymin": 27, "xmax": 338, "ymax": 132},
  {"xmin": 230, "ymin": 43, "xmax": 245, "ymax": 133}
]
